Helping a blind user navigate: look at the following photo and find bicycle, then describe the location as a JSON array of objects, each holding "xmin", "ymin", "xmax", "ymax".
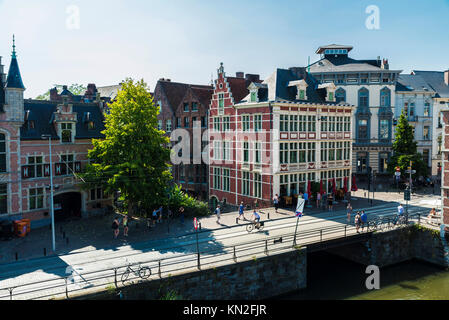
[
  {"xmin": 392, "ymin": 214, "xmax": 408, "ymax": 227},
  {"xmin": 246, "ymin": 220, "xmax": 264, "ymax": 233},
  {"xmin": 121, "ymin": 260, "xmax": 151, "ymax": 284},
  {"xmin": 367, "ymin": 218, "xmax": 384, "ymax": 232}
]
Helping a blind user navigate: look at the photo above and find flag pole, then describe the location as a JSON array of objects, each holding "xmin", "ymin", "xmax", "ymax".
[{"xmin": 293, "ymin": 198, "xmax": 305, "ymax": 246}]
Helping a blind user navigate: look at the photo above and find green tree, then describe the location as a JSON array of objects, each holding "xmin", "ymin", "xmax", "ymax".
[
  {"xmin": 388, "ymin": 110, "xmax": 427, "ymax": 177},
  {"xmin": 36, "ymin": 84, "xmax": 87, "ymax": 100},
  {"xmin": 80, "ymin": 79, "xmax": 171, "ymax": 216}
]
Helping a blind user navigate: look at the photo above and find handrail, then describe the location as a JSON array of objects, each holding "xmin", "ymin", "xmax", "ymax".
[{"xmin": 0, "ymin": 211, "xmax": 427, "ymax": 300}]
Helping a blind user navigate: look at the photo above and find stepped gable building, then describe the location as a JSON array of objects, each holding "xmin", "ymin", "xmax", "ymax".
[
  {"xmin": 208, "ymin": 63, "xmax": 353, "ymax": 208},
  {"xmin": 0, "ymin": 38, "xmax": 111, "ymax": 228},
  {"xmin": 308, "ymin": 44, "xmax": 401, "ymax": 179},
  {"xmin": 153, "ymin": 78, "xmax": 213, "ymax": 200},
  {"xmin": 411, "ymin": 70, "xmax": 449, "ymax": 179}
]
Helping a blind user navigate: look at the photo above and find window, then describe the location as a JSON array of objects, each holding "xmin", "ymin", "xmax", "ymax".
[
  {"xmin": 298, "ymin": 143, "xmax": 306, "ymax": 163},
  {"xmin": 176, "ymin": 117, "xmax": 181, "ymax": 128},
  {"xmin": 243, "ymin": 142, "xmax": 249, "ymax": 163},
  {"xmin": 423, "ymin": 126, "xmax": 430, "ymax": 140},
  {"xmin": 223, "ymin": 168, "xmax": 230, "ymax": 192},
  {"xmin": 192, "ymin": 102, "xmax": 198, "ymax": 111},
  {"xmin": 321, "ymin": 142, "xmax": 328, "ymax": 162},
  {"xmin": 358, "ymin": 88, "xmax": 369, "ymax": 108},
  {"xmin": 255, "ymin": 142, "xmax": 261, "ymax": 164},
  {"xmin": 29, "ymin": 188, "xmax": 44, "ymax": 210},
  {"xmin": 157, "ymin": 100, "xmax": 162, "ymax": 113},
  {"xmin": 328, "ymin": 91, "xmax": 334, "ymax": 101},
  {"xmin": 213, "ymin": 117, "xmax": 220, "ymax": 131},
  {"xmin": 218, "ymin": 93, "xmax": 224, "ymax": 110},
  {"xmin": 166, "ymin": 119, "xmax": 172, "ymax": 133},
  {"xmin": 184, "ymin": 117, "xmax": 189, "ymax": 128},
  {"xmin": 299, "ymin": 89, "xmax": 305, "ymax": 100},
  {"xmin": 357, "ymin": 153, "xmax": 368, "ymax": 173},
  {"xmin": 308, "ymin": 116, "xmax": 316, "ymax": 132},
  {"xmin": 223, "ymin": 116, "xmax": 230, "ymax": 131},
  {"xmin": 242, "ymin": 115, "xmax": 250, "ymax": 131},
  {"xmin": 254, "ymin": 173, "xmax": 262, "ymax": 198},
  {"xmin": 213, "ymin": 141, "xmax": 221, "ymax": 160},
  {"xmin": 90, "ymin": 187, "xmax": 104, "ymax": 201},
  {"xmin": 280, "ymin": 115, "xmax": 288, "ymax": 132},
  {"xmin": 336, "ymin": 142, "xmax": 343, "ymax": 160},
  {"xmin": 379, "ymin": 153, "xmax": 389, "ymax": 173},
  {"xmin": 61, "ymin": 123, "xmax": 73, "ymax": 143},
  {"xmin": 223, "ymin": 141, "xmax": 230, "ymax": 161},
  {"xmin": 0, "ymin": 184, "xmax": 7, "ymax": 214},
  {"xmin": 409, "ymin": 103, "xmax": 415, "ymax": 117},
  {"xmin": 0, "ymin": 134, "xmax": 6, "ymax": 173},
  {"xmin": 424, "ymin": 103, "xmax": 430, "ymax": 117},
  {"xmin": 157, "ymin": 120, "xmax": 162, "ymax": 130},
  {"xmin": 183, "ymin": 103, "xmax": 189, "ymax": 112},
  {"xmin": 60, "ymin": 154, "xmax": 75, "ymax": 175},
  {"xmin": 290, "ymin": 115, "xmax": 298, "ymax": 132},
  {"xmin": 335, "ymin": 88, "xmax": 346, "ymax": 103},
  {"xmin": 280, "ymin": 143, "xmax": 288, "ymax": 164},
  {"xmin": 329, "ymin": 142, "xmax": 335, "ymax": 161},
  {"xmin": 242, "ymin": 172, "xmax": 250, "ymax": 196},
  {"xmin": 379, "ymin": 119, "xmax": 389, "ymax": 140},
  {"xmin": 201, "ymin": 116, "xmax": 207, "ymax": 128},
  {"xmin": 28, "ymin": 156, "xmax": 43, "ymax": 178},
  {"xmin": 320, "ymin": 116, "xmax": 327, "ymax": 132},
  {"xmin": 213, "ymin": 168, "xmax": 221, "ymax": 190},
  {"xmin": 254, "ymin": 115, "xmax": 262, "ymax": 132},
  {"xmin": 358, "ymin": 119, "xmax": 368, "ymax": 139},
  {"xmin": 380, "ymin": 88, "xmax": 391, "ymax": 107},
  {"xmin": 290, "ymin": 143, "xmax": 297, "ymax": 164},
  {"xmin": 250, "ymin": 91, "xmax": 257, "ymax": 102}
]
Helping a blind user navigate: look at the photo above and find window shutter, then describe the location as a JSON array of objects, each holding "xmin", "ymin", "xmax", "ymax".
[
  {"xmin": 44, "ymin": 164, "xmax": 50, "ymax": 177},
  {"xmin": 55, "ymin": 163, "xmax": 62, "ymax": 176},
  {"xmin": 22, "ymin": 166, "xmax": 30, "ymax": 179}
]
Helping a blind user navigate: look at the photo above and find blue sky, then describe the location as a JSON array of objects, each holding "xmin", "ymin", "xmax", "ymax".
[{"xmin": 0, "ymin": 0, "xmax": 448, "ymax": 98}]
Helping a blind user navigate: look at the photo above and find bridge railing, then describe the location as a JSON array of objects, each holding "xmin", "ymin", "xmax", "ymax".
[{"xmin": 0, "ymin": 211, "xmax": 427, "ymax": 300}]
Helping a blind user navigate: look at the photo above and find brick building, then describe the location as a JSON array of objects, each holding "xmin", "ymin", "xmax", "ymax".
[
  {"xmin": 439, "ymin": 109, "xmax": 449, "ymax": 233},
  {"xmin": 208, "ymin": 63, "xmax": 353, "ymax": 208},
  {"xmin": 153, "ymin": 78, "xmax": 213, "ymax": 200},
  {"xmin": 0, "ymin": 40, "xmax": 111, "ymax": 228}
]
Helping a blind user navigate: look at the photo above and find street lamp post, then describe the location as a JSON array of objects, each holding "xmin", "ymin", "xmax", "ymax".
[{"xmin": 42, "ymin": 134, "xmax": 56, "ymax": 252}]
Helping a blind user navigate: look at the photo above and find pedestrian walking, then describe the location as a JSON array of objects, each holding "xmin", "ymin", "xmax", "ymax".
[
  {"xmin": 179, "ymin": 206, "xmax": 185, "ymax": 225},
  {"xmin": 238, "ymin": 202, "xmax": 245, "ymax": 221},
  {"xmin": 346, "ymin": 203, "xmax": 353, "ymax": 223},
  {"xmin": 316, "ymin": 192, "xmax": 321, "ymax": 208},
  {"xmin": 152, "ymin": 208, "xmax": 158, "ymax": 227},
  {"xmin": 157, "ymin": 206, "xmax": 163, "ymax": 224},
  {"xmin": 123, "ymin": 215, "xmax": 129, "ymax": 237},
  {"xmin": 355, "ymin": 212, "xmax": 361, "ymax": 233},
  {"xmin": 328, "ymin": 193, "xmax": 333, "ymax": 211},
  {"xmin": 273, "ymin": 194, "xmax": 279, "ymax": 213},
  {"xmin": 112, "ymin": 218, "xmax": 120, "ymax": 239},
  {"xmin": 322, "ymin": 193, "xmax": 327, "ymax": 210},
  {"xmin": 215, "ymin": 204, "xmax": 221, "ymax": 223}
]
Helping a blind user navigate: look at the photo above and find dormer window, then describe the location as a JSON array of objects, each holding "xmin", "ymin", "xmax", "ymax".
[
  {"xmin": 250, "ymin": 91, "xmax": 257, "ymax": 103},
  {"xmin": 328, "ymin": 92, "xmax": 334, "ymax": 102},
  {"xmin": 288, "ymin": 80, "xmax": 308, "ymax": 100},
  {"xmin": 299, "ymin": 89, "xmax": 305, "ymax": 100},
  {"xmin": 61, "ymin": 123, "xmax": 73, "ymax": 143},
  {"xmin": 318, "ymin": 82, "xmax": 336, "ymax": 102}
]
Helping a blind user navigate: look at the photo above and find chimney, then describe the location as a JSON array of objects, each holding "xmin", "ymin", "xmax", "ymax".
[
  {"xmin": 445, "ymin": 70, "xmax": 449, "ymax": 86},
  {"xmin": 245, "ymin": 74, "xmax": 260, "ymax": 83},
  {"xmin": 236, "ymin": 72, "xmax": 244, "ymax": 78},
  {"xmin": 50, "ymin": 87, "xmax": 59, "ymax": 101},
  {"xmin": 382, "ymin": 59, "xmax": 389, "ymax": 70}
]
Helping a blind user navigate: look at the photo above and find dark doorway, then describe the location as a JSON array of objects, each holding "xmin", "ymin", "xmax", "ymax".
[{"xmin": 53, "ymin": 192, "xmax": 82, "ymax": 221}]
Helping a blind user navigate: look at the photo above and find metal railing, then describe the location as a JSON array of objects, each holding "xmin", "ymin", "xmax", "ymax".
[{"xmin": 0, "ymin": 212, "xmax": 426, "ymax": 300}]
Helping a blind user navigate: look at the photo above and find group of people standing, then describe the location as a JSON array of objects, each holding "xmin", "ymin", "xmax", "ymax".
[{"xmin": 346, "ymin": 203, "xmax": 368, "ymax": 233}]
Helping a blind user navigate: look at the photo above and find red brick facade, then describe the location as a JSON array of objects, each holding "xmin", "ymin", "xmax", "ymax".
[{"xmin": 440, "ymin": 110, "xmax": 449, "ymax": 231}]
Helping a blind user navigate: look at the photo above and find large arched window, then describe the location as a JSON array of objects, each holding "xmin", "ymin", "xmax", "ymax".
[
  {"xmin": 358, "ymin": 88, "xmax": 369, "ymax": 108},
  {"xmin": 380, "ymin": 87, "xmax": 391, "ymax": 107},
  {"xmin": 0, "ymin": 133, "xmax": 6, "ymax": 173},
  {"xmin": 335, "ymin": 88, "xmax": 346, "ymax": 103}
]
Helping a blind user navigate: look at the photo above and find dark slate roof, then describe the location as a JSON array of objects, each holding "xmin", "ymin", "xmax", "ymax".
[
  {"xmin": 0, "ymin": 75, "xmax": 5, "ymax": 112},
  {"xmin": 412, "ymin": 71, "xmax": 449, "ymax": 98},
  {"xmin": 158, "ymin": 80, "xmax": 213, "ymax": 112},
  {"xmin": 20, "ymin": 100, "xmax": 105, "ymax": 140},
  {"xmin": 191, "ymin": 86, "xmax": 214, "ymax": 108},
  {"xmin": 396, "ymin": 74, "xmax": 435, "ymax": 93},
  {"xmin": 6, "ymin": 56, "xmax": 25, "ymax": 89},
  {"xmin": 309, "ymin": 55, "xmax": 384, "ymax": 73},
  {"xmin": 237, "ymin": 67, "xmax": 351, "ymax": 106}
]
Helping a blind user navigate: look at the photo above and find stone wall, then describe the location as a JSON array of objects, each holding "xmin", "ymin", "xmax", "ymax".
[
  {"xmin": 75, "ymin": 248, "xmax": 307, "ymax": 300},
  {"xmin": 328, "ymin": 226, "xmax": 448, "ymax": 268}
]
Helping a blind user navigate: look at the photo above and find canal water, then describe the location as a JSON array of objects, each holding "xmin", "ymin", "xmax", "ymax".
[{"xmin": 278, "ymin": 251, "xmax": 449, "ymax": 300}]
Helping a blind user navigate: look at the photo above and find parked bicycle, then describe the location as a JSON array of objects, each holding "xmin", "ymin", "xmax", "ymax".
[
  {"xmin": 121, "ymin": 260, "xmax": 151, "ymax": 284},
  {"xmin": 367, "ymin": 218, "xmax": 385, "ymax": 232},
  {"xmin": 246, "ymin": 221, "xmax": 264, "ymax": 233},
  {"xmin": 393, "ymin": 214, "xmax": 408, "ymax": 227}
]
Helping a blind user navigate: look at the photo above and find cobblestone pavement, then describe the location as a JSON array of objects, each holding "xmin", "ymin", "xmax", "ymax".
[{"xmin": 0, "ymin": 187, "xmax": 441, "ymax": 265}]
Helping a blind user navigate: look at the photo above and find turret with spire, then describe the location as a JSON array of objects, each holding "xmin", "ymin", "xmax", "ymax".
[{"xmin": 4, "ymin": 35, "xmax": 25, "ymax": 122}]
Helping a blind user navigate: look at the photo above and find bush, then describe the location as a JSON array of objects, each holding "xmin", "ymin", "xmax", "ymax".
[{"xmin": 167, "ymin": 184, "xmax": 210, "ymax": 217}]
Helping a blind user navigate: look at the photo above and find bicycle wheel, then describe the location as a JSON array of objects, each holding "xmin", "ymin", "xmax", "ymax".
[
  {"xmin": 258, "ymin": 222, "xmax": 264, "ymax": 231},
  {"xmin": 246, "ymin": 224, "xmax": 254, "ymax": 233},
  {"xmin": 121, "ymin": 269, "xmax": 130, "ymax": 284},
  {"xmin": 139, "ymin": 266, "xmax": 151, "ymax": 279}
]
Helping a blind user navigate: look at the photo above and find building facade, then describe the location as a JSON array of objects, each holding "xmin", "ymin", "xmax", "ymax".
[
  {"xmin": 411, "ymin": 70, "xmax": 449, "ymax": 179},
  {"xmin": 395, "ymin": 74, "xmax": 435, "ymax": 171},
  {"xmin": 153, "ymin": 78, "xmax": 213, "ymax": 200},
  {"xmin": 208, "ymin": 64, "xmax": 353, "ymax": 208},
  {"xmin": 309, "ymin": 44, "xmax": 401, "ymax": 178},
  {"xmin": 0, "ymin": 42, "xmax": 111, "ymax": 228},
  {"xmin": 439, "ymin": 109, "xmax": 449, "ymax": 234}
]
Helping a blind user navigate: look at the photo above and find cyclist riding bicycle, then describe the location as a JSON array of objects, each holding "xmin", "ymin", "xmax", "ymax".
[
  {"xmin": 252, "ymin": 210, "xmax": 261, "ymax": 229},
  {"xmin": 393, "ymin": 204, "xmax": 405, "ymax": 225}
]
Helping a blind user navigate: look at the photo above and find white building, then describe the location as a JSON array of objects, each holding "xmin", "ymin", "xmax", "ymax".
[{"xmin": 309, "ymin": 44, "xmax": 402, "ymax": 177}]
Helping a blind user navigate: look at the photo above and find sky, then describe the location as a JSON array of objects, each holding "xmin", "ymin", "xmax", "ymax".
[{"xmin": 0, "ymin": 0, "xmax": 448, "ymax": 99}]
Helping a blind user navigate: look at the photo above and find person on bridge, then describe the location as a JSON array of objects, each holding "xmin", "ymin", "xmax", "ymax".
[
  {"xmin": 346, "ymin": 203, "xmax": 353, "ymax": 223},
  {"xmin": 238, "ymin": 202, "xmax": 245, "ymax": 221},
  {"xmin": 394, "ymin": 204, "xmax": 405, "ymax": 225},
  {"xmin": 123, "ymin": 215, "xmax": 129, "ymax": 237},
  {"xmin": 112, "ymin": 218, "xmax": 120, "ymax": 239},
  {"xmin": 355, "ymin": 211, "xmax": 361, "ymax": 233},
  {"xmin": 316, "ymin": 192, "xmax": 321, "ymax": 208},
  {"xmin": 252, "ymin": 210, "xmax": 261, "ymax": 229},
  {"xmin": 215, "ymin": 205, "xmax": 221, "ymax": 223},
  {"xmin": 273, "ymin": 194, "xmax": 279, "ymax": 213},
  {"xmin": 360, "ymin": 211, "xmax": 368, "ymax": 231}
]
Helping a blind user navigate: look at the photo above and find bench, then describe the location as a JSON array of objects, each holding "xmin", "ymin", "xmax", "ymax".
[{"xmin": 427, "ymin": 214, "xmax": 442, "ymax": 226}]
